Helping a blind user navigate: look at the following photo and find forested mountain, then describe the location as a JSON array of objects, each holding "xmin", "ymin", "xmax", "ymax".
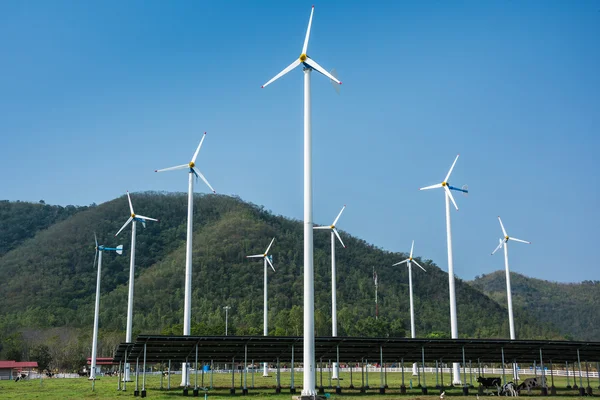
[
  {"xmin": 471, "ymin": 271, "xmax": 600, "ymax": 341},
  {"xmin": 0, "ymin": 194, "xmax": 571, "ymax": 369},
  {"xmin": 0, "ymin": 200, "xmax": 85, "ymax": 256}
]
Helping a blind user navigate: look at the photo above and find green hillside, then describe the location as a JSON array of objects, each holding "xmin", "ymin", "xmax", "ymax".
[
  {"xmin": 0, "ymin": 194, "xmax": 566, "ymax": 369},
  {"xmin": 471, "ymin": 271, "xmax": 600, "ymax": 341}
]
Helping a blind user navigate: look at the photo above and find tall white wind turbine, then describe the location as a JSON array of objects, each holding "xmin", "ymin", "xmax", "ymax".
[
  {"xmin": 89, "ymin": 234, "xmax": 123, "ymax": 381},
  {"xmin": 115, "ymin": 191, "xmax": 158, "ymax": 381},
  {"xmin": 393, "ymin": 240, "xmax": 426, "ymax": 376},
  {"xmin": 246, "ymin": 237, "xmax": 276, "ymax": 377},
  {"xmin": 491, "ymin": 216, "xmax": 531, "ymax": 341},
  {"xmin": 155, "ymin": 133, "xmax": 215, "ymax": 387},
  {"xmin": 313, "ymin": 205, "xmax": 346, "ymax": 379},
  {"xmin": 419, "ymin": 154, "xmax": 468, "ymax": 384},
  {"xmin": 261, "ymin": 6, "xmax": 341, "ymax": 397}
]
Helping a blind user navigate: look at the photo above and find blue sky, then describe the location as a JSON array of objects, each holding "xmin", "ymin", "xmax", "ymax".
[{"xmin": 1, "ymin": 1, "xmax": 598, "ymax": 283}]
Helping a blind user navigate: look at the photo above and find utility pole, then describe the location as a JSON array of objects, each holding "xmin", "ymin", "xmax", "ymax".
[
  {"xmin": 373, "ymin": 267, "xmax": 378, "ymax": 320},
  {"xmin": 223, "ymin": 306, "xmax": 232, "ymax": 336}
]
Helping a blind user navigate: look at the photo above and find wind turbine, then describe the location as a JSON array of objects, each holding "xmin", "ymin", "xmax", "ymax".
[
  {"xmin": 491, "ymin": 216, "xmax": 531, "ymax": 341},
  {"xmin": 246, "ymin": 237, "xmax": 276, "ymax": 377},
  {"xmin": 313, "ymin": 205, "xmax": 346, "ymax": 380},
  {"xmin": 393, "ymin": 240, "xmax": 426, "ymax": 376},
  {"xmin": 89, "ymin": 234, "xmax": 123, "ymax": 381},
  {"xmin": 155, "ymin": 133, "xmax": 215, "ymax": 387},
  {"xmin": 115, "ymin": 191, "xmax": 158, "ymax": 382},
  {"xmin": 261, "ymin": 6, "xmax": 341, "ymax": 397},
  {"xmin": 419, "ymin": 154, "xmax": 468, "ymax": 385}
]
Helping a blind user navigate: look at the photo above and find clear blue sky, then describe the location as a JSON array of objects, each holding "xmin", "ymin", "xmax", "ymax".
[{"xmin": 1, "ymin": 1, "xmax": 598, "ymax": 283}]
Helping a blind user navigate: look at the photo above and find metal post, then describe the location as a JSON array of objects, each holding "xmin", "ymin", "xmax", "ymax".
[
  {"xmin": 422, "ymin": 346, "xmax": 428, "ymax": 394},
  {"xmin": 577, "ymin": 349, "xmax": 584, "ymax": 394},
  {"xmin": 585, "ymin": 361, "xmax": 592, "ymax": 395},
  {"xmin": 142, "ymin": 344, "xmax": 147, "ymax": 395},
  {"xmin": 462, "ymin": 346, "xmax": 467, "ymax": 393},
  {"xmin": 401, "ymin": 358, "xmax": 406, "ymax": 393},
  {"xmin": 366, "ymin": 358, "xmax": 369, "ymax": 388},
  {"xmin": 244, "ymin": 345, "xmax": 248, "ymax": 393},
  {"xmin": 379, "ymin": 346, "xmax": 385, "ymax": 394},
  {"xmin": 230, "ymin": 357, "xmax": 235, "ymax": 394},
  {"xmin": 195, "ymin": 344, "xmax": 198, "ymax": 390},
  {"xmin": 123, "ymin": 348, "xmax": 128, "ymax": 391},
  {"xmin": 385, "ymin": 362, "xmax": 388, "ymax": 388},
  {"xmin": 572, "ymin": 360, "xmax": 578, "ymax": 389},
  {"xmin": 201, "ymin": 361, "xmax": 205, "ymax": 388},
  {"xmin": 167, "ymin": 359, "xmax": 171, "ymax": 390},
  {"xmin": 469, "ymin": 360, "xmax": 473, "ymax": 386},
  {"xmin": 349, "ymin": 361, "xmax": 353, "ymax": 389},
  {"xmin": 290, "ymin": 346, "xmax": 295, "ymax": 392},
  {"xmin": 534, "ymin": 360, "xmax": 537, "ymax": 376},
  {"xmin": 501, "ymin": 347, "xmax": 506, "ymax": 385},
  {"xmin": 539, "ymin": 348, "xmax": 547, "ymax": 395},
  {"xmin": 435, "ymin": 360, "xmax": 439, "ymax": 388},
  {"xmin": 118, "ymin": 361, "xmax": 122, "ymax": 391},
  {"xmin": 277, "ymin": 357, "xmax": 281, "ymax": 392},
  {"xmin": 550, "ymin": 359, "xmax": 556, "ymax": 395},
  {"xmin": 597, "ymin": 362, "xmax": 600, "ymax": 390},
  {"xmin": 441, "ymin": 360, "xmax": 445, "ymax": 388},
  {"xmin": 251, "ymin": 359, "xmax": 254, "ymax": 389},
  {"xmin": 319, "ymin": 358, "xmax": 323, "ymax": 391},
  {"xmin": 210, "ymin": 360, "xmax": 214, "ymax": 389},
  {"xmin": 328, "ymin": 359, "xmax": 332, "ymax": 389},
  {"xmin": 566, "ymin": 361, "xmax": 571, "ymax": 388},
  {"xmin": 361, "ymin": 359, "xmax": 365, "ymax": 392},
  {"xmin": 336, "ymin": 346, "xmax": 341, "ymax": 392},
  {"xmin": 135, "ymin": 357, "xmax": 139, "ymax": 394}
]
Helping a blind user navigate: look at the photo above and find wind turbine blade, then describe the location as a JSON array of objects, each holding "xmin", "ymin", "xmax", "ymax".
[
  {"xmin": 392, "ymin": 259, "xmax": 410, "ymax": 266},
  {"xmin": 498, "ymin": 216, "xmax": 508, "ymax": 238},
  {"xmin": 412, "ymin": 260, "xmax": 427, "ymax": 272},
  {"xmin": 93, "ymin": 249, "xmax": 98, "ymax": 271},
  {"xmin": 332, "ymin": 205, "xmax": 346, "ymax": 226},
  {"xmin": 302, "ymin": 5, "xmax": 315, "ymax": 55},
  {"xmin": 304, "ymin": 57, "xmax": 342, "ymax": 84},
  {"xmin": 246, "ymin": 254, "xmax": 264, "ymax": 258},
  {"xmin": 445, "ymin": 185, "xmax": 459, "ymax": 211},
  {"xmin": 313, "ymin": 226, "xmax": 330, "ymax": 230},
  {"xmin": 192, "ymin": 132, "xmax": 207, "ymax": 164},
  {"xmin": 419, "ymin": 183, "xmax": 443, "ymax": 191},
  {"xmin": 491, "ymin": 240, "xmax": 503, "ymax": 255},
  {"xmin": 266, "ymin": 256, "xmax": 276, "ymax": 272},
  {"xmin": 94, "ymin": 233, "xmax": 98, "ymax": 249},
  {"xmin": 192, "ymin": 167, "xmax": 216, "ymax": 193},
  {"xmin": 126, "ymin": 191, "xmax": 134, "ymax": 214},
  {"xmin": 155, "ymin": 164, "xmax": 189, "ymax": 173},
  {"xmin": 135, "ymin": 215, "xmax": 159, "ymax": 222},
  {"xmin": 509, "ymin": 237, "xmax": 531, "ymax": 244},
  {"xmin": 262, "ymin": 59, "xmax": 301, "ymax": 88},
  {"xmin": 264, "ymin": 237, "xmax": 275, "ymax": 255},
  {"xmin": 115, "ymin": 217, "xmax": 133, "ymax": 237},
  {"xmin": 410, "ymin": 240, "xmax": 415, "ymax": 259},
  {"xmin": 333, "ymin": 228, "xmax": 346, "ymax": 248},
  {"xmin": 444, "ymin": 154, "xmax": 460, "ymax": 183},
  {"xmin": 116, "ymin": 245, "xmax": 123, "ymax": 255}
]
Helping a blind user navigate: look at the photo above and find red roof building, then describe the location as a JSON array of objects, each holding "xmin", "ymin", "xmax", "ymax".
[{"xmin": 0, "ymin": 360, "xmax": 39, "ymax": 380}]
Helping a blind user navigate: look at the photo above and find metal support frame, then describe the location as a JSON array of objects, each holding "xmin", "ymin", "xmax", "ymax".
[
  {"xmin": 319, "ymin": 358, "xmax": 324, "ymax": 394},
  {"xmin": 469, "ymin": 360, "xmax": 473, "ymax": 387},
  {"xmin": 435, "ymin": 360, "xmax": 439, "ymax": 389},
  {"xmin": 550, "ymin": 359, "xmax": 557, "ymax": 395},
  {"xmin": 230, "ymin": 357, "xmax": 235, "ymax": 394},
  {"xmin": 276, "ymin": 357, "xmax": 281, "ymax": 393},
  {"xmin": 167, "ymin": 360, "xmax": 171, "ymax": 390},
  {"xmin": 577, "ymin": 349, "xmax": 585, "ymax": 396},
  {"xmin": 566, "ymin": 360, "xmax": 571, "ymax": 388},
  {"xmin": 585, "ymin": 361, "xmax": 592, "ymax": 395},
  {"xmin": 379, "ymin": 346, "xmax": 385, "ymax": 394},
  {"xmin": 539, "ymin": 348, "xmax": 547, "ymax": 395},
  {"xmin": 501, "ymin": 347, "xmax": 506, "ymax": 385},
  {"xmin": 243, "ymin": 345, "xmax": 248, "ymax": 394},
  {"xmin": 572, "ymin": 360, "xmax": 578, "ymax": 389},
  {"xmin": 194, "ymin": 344, "xmax": 198, "ymax": 391},
  {"xmin": 123, "ymin": 349, "xmax": 128, "ymax": 391},
  {"xmin": 135, "ymin": 357, "xmax": 140, "ymax": 395},
  {"xmin": 328, "ymin": 359, "xmax": 332, "ymax": 389},
  {"xmin": 365, "ymin": 358, "xmax": 370, "ymax": 389},
  {"xmin": 290, "ymin": 346, "xmax": 295, "ymax": 393},
  {"xmin": 210, "ymin": 360, "xmax": 214, "ymax": 389},
  {"xmin": 361, "ymin": 359, "xmax": 365, "ymax": 393},
  {"xmin": 421, "ymin": 346, "xmax": 428, "ymax": 394},
  {"xmin": 251, "ymin": 359, "xmax": 254, "ymax": 389},
  {"xmin": 401, "ymin": 358, "xmax": 406, "ymax": 394},
  {"xmin": 118, "ymin": 361, "xmax": 122, "ymax": 391},
  {"xmin": 462, "ymin": 346, "xmax": 467, "ymax": 394},
  {"xmin": 597, "ymin": 362, "xmax": 600, "ymax": 390},
  {"xmin": 141, "ymin": 343, "xmax": 147, "ymax": 398}
]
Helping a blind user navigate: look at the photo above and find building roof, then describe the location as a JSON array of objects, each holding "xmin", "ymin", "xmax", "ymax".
[
  {"xmin": 113, "ymin": 335, "xmax": 600, "ymax": 364},
  {"xmin": 0, "ymin": 360, "xmax": 39, "ymax": 369}
]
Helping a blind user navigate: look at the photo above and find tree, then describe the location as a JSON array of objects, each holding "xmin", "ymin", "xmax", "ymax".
[{"xmin": 31, "ymin": 344, "xmax": 52, "ymax": 371}]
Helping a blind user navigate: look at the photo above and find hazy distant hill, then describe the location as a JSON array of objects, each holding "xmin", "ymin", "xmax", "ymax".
[
  {"xmin": 471, "ymin": 271, "xmax": 600, "ymax": 341},
  {"xmin": 0, "ymin": 193, "xmax": 568, "ymax": 365}
]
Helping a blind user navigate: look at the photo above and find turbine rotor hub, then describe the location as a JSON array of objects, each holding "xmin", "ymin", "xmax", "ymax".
[
  {"xmin": 442, "ymin": 182, "xmax": 447, "ymax": 186},
  {"xmin": 505, "ymin": 235, "xmax": 509, "ymax": 240},
  {"xmin": 189, "ymin": 161, "xmax": 195, "ymax": 168},
  {"xmin": 131, "ymin": 213, "xmax": 136, "ymax": 218},
  {"xmin": 299, "ymin": 53, "xmax": 307, "ymax": 62}
]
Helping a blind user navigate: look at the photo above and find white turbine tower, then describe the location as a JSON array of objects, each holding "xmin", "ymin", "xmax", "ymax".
[
  {"xmin": 246, "ymin": 237, "xmax": 276, "ymax": 377},
  {"xmin": 491, "ymin": 216, "xmax": 531, "ymax": 341},
  {"xmin": 155, "ymin": 133, "xmax": 215, "ymax": 387},
  {"xmin": 419, "ymin": 154, "xmax": 468, "ymax": 385},
  {"xmin": 261, "ymin": 6, "xmax": 341, "ymax": 397},
  {"xmin": 115, "ymin": 191, "xmax": 158, "ymax": 381},
  {"xmin": 393, "ymin": 240, "xmax": 426, "ymax": 376},
  {"xmin": 89, "ymin": 234, "xmax": 123, "ymax": 381},
  {"xmin": 313, "ymin": 205, "xmax": 346, "ymax": 379}
]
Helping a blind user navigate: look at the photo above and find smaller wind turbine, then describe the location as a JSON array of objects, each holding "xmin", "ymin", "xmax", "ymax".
[
  {"xmin": 246, "ymin": 238, "xmax": 275, "ymax": 377},
  {"xmin": 393, "ymin": 240, "xmax": 426, "ymax": 376},
  {"xmin": 115, "ymin": 191, "xmax": 158, "ymax": 382},
  {"xmin": 313, "ymin": 205, "xmax": 345, "ymax": 379},
  {"xmin": 89, "ymin": 234, "xmax": 123, "ymax": 381},
  {"xmin": 491, "ymin": 216, "xmax": 531, "ymax": 341}
]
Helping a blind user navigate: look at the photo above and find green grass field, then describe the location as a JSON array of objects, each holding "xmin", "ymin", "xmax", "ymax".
[{"xmin": 0, "ymin": 371, "xmax": 597, "ymax": 399}]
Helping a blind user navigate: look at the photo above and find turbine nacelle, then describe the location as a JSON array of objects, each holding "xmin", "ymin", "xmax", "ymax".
[
  {"xmin": 261, "ymin": 6, "xmax": 341, "ymax": 89},
  {"xmin": 491, "ymin": 216, "xmax": 531, "ymax": 255}
]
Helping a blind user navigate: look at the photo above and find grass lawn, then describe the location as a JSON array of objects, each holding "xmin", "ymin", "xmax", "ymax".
[{"xmin": 0, "ymin": 371, "xmax": 597, "ymax": 399}]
